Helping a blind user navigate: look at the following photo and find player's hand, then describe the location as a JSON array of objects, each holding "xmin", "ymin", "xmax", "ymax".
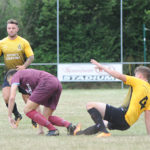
[
  {"xmin": 16, "ymin": 65, "xmax": 26, "ymax": 70},
  {"xmin": 91, "ymin": 59, "xmax": 104, "ymax": 72},
  {"xmin": 38, "ymin": 125, "xmax": 44, "ymax": 135},
  {"xmin": 38, "ymin": 130, "xmax": 44, "ymax": 135},
  {"xmin": 90, "ymin": 59, "xmax": 99, "ymax": 65},
  {"xmin": 8, "ymin": 117, "xmax": 17, "ymax": 128}
]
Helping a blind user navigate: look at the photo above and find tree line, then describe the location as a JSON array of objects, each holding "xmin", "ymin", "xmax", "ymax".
[{"xmin": 1, "ymin": 0, "xmax": 150, "ymax": 64}]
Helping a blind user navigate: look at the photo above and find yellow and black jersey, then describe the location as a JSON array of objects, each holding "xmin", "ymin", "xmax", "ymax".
[
  {"xmin": 0, "ymin": 36, "xmax": 34, "ymax": 71},
  {"xmin": 122, "ymin": 75, "xmax": 150, "ymax": 126}
]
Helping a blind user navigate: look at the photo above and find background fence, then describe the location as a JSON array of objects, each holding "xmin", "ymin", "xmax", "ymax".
[{"xmin": 0, "ymin": 0, "xmax": 150, "ymax": 88}]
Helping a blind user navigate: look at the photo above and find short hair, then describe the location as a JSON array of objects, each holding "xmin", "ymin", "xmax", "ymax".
[
  {"xmin": 134, "ymin": 66, "xmax": 150, "ymax": 81},
  {"xmin": 6, "ymin": 69, "xmax": 17, "ymax": 80},
  {"xmin": 7, "ymin": 19, "xmax": 18, "ymax": 26}
]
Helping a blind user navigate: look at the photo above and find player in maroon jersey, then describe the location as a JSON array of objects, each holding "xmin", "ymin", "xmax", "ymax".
[{"xmin": 7, "ymin": 69, "xmax": 76, "ymax": 136}]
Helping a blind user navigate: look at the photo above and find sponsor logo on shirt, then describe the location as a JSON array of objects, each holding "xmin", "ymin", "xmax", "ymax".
[
  {"xmin": 25, "ymin": 83, "xmax": 32, "ymax": 94},
  {"xmin": 6, "ymin": 53, "xmax": 20, "ymax": 60},
  {"xmin": 18, "ymin": 44, "xmax": 22, "ymax": 51}
]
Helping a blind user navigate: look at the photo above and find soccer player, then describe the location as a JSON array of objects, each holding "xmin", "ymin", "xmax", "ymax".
[
  {"xmin": 7, "ymin": 69, "xmax": 77, "ymax": 136},
  {"xmin": 0, "ymin": 19, "xmax": 36, "ymax": 127},
  {"xmin": 74, "ymin": 59, "xmax": 150, "ymax": 137}
]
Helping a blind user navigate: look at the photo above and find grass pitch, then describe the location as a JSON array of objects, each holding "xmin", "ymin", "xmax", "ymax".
[{"xmin": 0, "ymin": 89, "xmax": 150, "ymax": 150}]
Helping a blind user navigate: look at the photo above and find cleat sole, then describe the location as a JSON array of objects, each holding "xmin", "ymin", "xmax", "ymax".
[{"xmin": 96, "ymin": 132, "xmax": 111, "ymax": 138}]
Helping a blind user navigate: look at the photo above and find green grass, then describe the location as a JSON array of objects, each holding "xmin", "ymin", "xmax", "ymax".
[{"xmin": 0, "ymin": 89, "xmax": 150, "ymax": 150}]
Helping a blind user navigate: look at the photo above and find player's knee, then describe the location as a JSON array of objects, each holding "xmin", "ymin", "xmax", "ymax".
[
  {"xmin": 23, "ymin": 107, "xmax": 28, "ymax": 114},
  {"xmin": 24, "ymin": 105, "xmax": 32, "ymax": 114},
  {"xmin": 2, "ymin": 94, "xmax": 9, "ymax": 103},
  {"xmin": 2, "ymin": 87, "xmax": 10, "ymax": 103},
  {"xmin": 22, "ymin": 94, "xmax": 29, "ymax": 104},
  {"xmin": 86, "ymin": 102, "xmax": 95, "ymax": 110}
]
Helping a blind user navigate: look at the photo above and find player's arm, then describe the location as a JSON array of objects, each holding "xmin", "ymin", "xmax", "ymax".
[
  {"xmin": 23, "ymin": 55, "xmax": 34, "ymax": 68},
  {"xmin": 91, "ymin": 59, "xmax": 126, "ymax": 82},
  {"xmin": 145, "ymin": 110, "xmax": 150, "ymax": 135},
  {"xmin": 16, "ymin": 39, "xmax": 34, "ymax": 70},
  {"xmin": 8, "ymin": 84, "xmax": 18, "ymax": 128},
  {"xmin": 16, "ymin": 55, "xmax": 34, "ymax": 70}
]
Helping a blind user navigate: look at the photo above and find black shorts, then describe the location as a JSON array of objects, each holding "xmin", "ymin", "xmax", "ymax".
[
  {"xmin": 2, "ymin": 76, "xmax": 10, "ymax": 88},
  {"xmin": 2, "ymin": 76, "xmax": 28, "ymax": 95},
  {"xmin": 104, "ymin": 104, "xmax": 130, "ymax": 130},
  {"xmin": 18, "ymin": 86, "xmax": 28, "ymax": 95}
]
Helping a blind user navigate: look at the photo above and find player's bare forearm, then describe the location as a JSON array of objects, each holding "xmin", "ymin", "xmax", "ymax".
[
  {"xmin": 8, "ymin": 85, "xmax": 17, "ymax": 118},
  {"xmin": 8, "ymin": 97, "xmax": 17, "ymax": 128},
  {"xmin": 24, "ymin": 55, "xmax": 34, "ymax": 68},
  {"xmin": 8, "ymin": 86, "xmax": 18, "ymax": 128},
  {"xmin": 22, "ymin": 55, "xmax": 34, "ymax": 68},
  {"xmin": 145, "ymin": 110, "xmax": 150, "ymax": 135},
  {"xmin": 103, "ymin": 67, "xmax": 126, "ymax": 82},
  {"xmin": 16, "ymin": 55, "xmax": 34, "ymax": 70},
  {"xmin": 91, "ymin": 59, "xmax": 126, "ymax": 82},
  {"xmin": 8, "ymin": 97, "xmax": 15, "ymax": 118}
]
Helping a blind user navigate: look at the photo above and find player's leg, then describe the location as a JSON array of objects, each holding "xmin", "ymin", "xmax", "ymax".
[
  {"xmin": 43, "ymin": 107, "xmax": 77, "ymax": 135},
  {"xmin": 22, "ymin": 94, "xmax": 38, "ymax": 128},
  {"xmin": 21, "ymin": 94, "xmax": 29, "ymax": 103},
  {"xmin": 48, "ymin": 115, "xmax": 70, "ymax": 127},
  {"xmin": 74, "ymin": 102, "xmax": 109, "ymax": 136},
  {"xmin": 42, "ymin": 106, "xmax": 60, "ymax": 136},
  {"xmin": 18, "ymin": 86, "xmax": 38, "ymax": 128},
  {"xmin": 93, "ymin": 104, "xmax": 129, "ymax": 137},
  {"xmin": 86, "ymin": 102, "xmax": 109, "ymax": 133},
  {"xmin": 24, "ymin": 99, "xmax": 58, "ymax": 136},
  {"xmin": 36, "ymin": 106, "xmax": 44, "ymax": 134},
  {"xmin": 48, "ymin": 115, "xmax": 76, "ymax": 135},
  {"xmin": 74, "ymin": 124, "xmax": 99, "ymax": 135},
  {"xmin": 2, "ymin": 83, "xmax": 22, "ymax": 124},
  {"xmin": 86, "ymin": 102, "xmax": 106, "ymax": 118},
  {"xmin": 46, "ymin": 83, "xmax": 77, "ymax": 135}
]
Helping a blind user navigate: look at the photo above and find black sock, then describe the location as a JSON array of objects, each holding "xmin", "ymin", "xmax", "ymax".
[
  {"xmin": 77, "ymin": 125, "xmax": 100, "ymax": 135},
  {"xmin": 6, "ymin": 103, "xmax": 20, "ymax": 117},
  {"xmin": 6, "ymin": 103, "xmax": 8, "ymax": 107},
  {"xmin": 88, "ymin": 108, "xmax": 108, "ymax": 133},
  {"xmin": 31, "ymin": 119, "xmax": 37, "ymax": 124}
]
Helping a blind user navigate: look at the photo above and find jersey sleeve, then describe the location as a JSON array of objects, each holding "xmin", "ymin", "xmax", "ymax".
[
  {"xmin": 24, "ymin": 40, "xmax": 34, "ymax": 58},
  {"xmin": 124, "ymin": 75, "xmax": 140, "ymax": 87},
  {"xmin": 11, "ymin": 73, "xmax": 20, "ymax": 85}
]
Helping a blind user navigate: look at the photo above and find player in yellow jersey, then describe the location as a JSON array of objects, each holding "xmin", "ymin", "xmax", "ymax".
[
  {"xmin": 0, "ymin": 19, "xmax": 37, "ymax": 127},
  {"xmin": 74, "ymin": 59, "xmax": 150, "ymax": 137}
]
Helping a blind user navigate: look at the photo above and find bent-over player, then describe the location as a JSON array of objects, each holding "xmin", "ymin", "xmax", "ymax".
[{"xmin": 7, "ymin": 69, "xmax": 77, "ymax": 136}]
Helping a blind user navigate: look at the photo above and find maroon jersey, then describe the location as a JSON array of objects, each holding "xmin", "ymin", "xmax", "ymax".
[
  {"xmin": 11, "ymin": 69, "xmax": 62, "ymax": 109},
  {"xmin": 11, "ymin": 69, "xmax": 56, "ymax": 94}
]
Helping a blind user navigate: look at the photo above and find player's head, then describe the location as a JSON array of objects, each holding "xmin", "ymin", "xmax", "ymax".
[
  {"xmin": 7, "ymin": 19, "xmax": 19, "ymax": 38},
  {"xmin": 6, "ymin": 69, "xmax": 17, "ymax": 84},
  {"xmin": 134, "ymin": 66, "xmax": 150, "ymax": 82}
]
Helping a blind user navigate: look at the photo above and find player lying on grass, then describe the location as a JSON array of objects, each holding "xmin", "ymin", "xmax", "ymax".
[
  {"xmin": 74, "ymin": 59, "xmax": 150, "ymax": 137},
  {"xmin": 7, "ymin": 69, "xmax": 77, "ymax": 136}
]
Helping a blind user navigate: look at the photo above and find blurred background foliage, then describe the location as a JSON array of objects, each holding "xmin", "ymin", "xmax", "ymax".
[
  {"xmin": 0, "ymin": 0, "xmax": 150, "ymax": 83},
  {"xmin": 1, "ymin": 0, "xmax": 150, "ymax": 63}
]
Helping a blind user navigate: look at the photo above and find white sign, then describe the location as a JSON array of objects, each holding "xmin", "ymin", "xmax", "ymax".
[{"xmin": 58, "ymin": 63, "xmax": 122, "ymax": 82}]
